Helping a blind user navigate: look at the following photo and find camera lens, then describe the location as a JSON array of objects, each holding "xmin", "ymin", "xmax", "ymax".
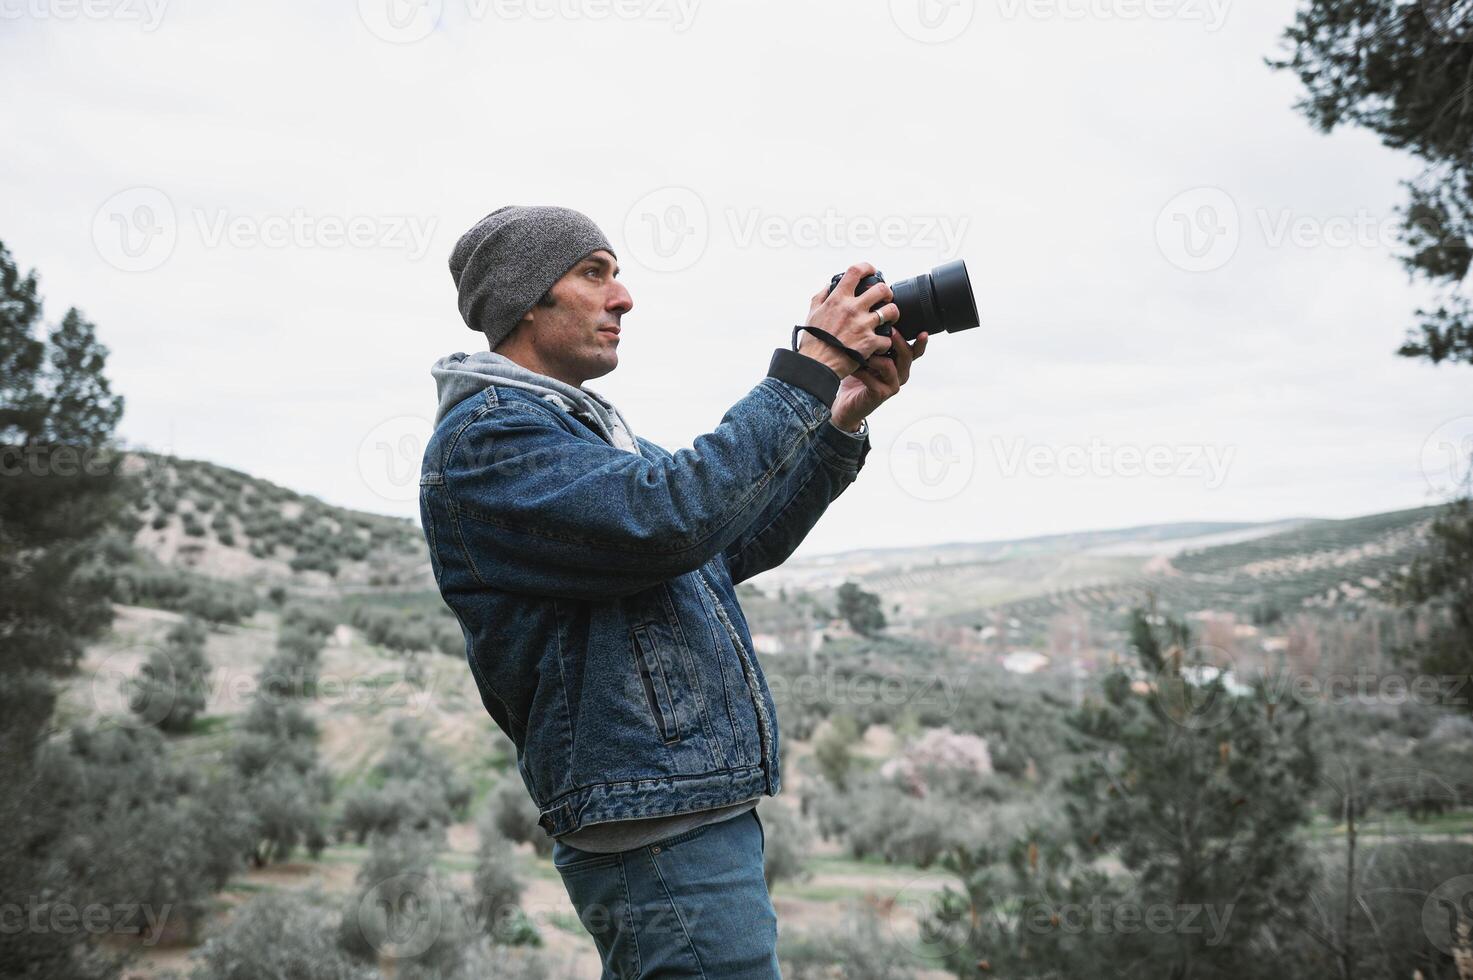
[
  {"xmin": 890, "ymin": 260, "xmax": 980, "ymax": 342},
  {"xmin": 827, "ymin": 260, "xmax": 980, "ymax": 342}
]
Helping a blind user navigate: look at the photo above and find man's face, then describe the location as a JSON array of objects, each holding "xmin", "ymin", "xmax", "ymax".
[{"xmin": 498, "ymin": 250, "xmax": 632, "ymax": 387}]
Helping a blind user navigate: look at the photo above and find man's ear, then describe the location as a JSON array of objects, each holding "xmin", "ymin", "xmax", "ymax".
[{"xmin": 493, "ymin": 315, "xmax": 532, "ymax": 352}]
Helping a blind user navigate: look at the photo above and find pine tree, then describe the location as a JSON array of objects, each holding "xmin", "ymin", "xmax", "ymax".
[
  {"xmin": 932, "ymin": 609, "xmax": 1320, "ymax": 980},
  {"xmin": 0, "ymin": 237, "xmax": 133, "ymax": 980},
  {"xmin": 1270, "ymin": 1, "xmax": 1473, "ymax": 719},
  {"xmin": 1269, "ymin": 1, "xmax": 1473, "ymax": 365}
]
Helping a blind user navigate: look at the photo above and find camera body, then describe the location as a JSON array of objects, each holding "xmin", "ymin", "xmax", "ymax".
[{"xmin": 825, "ymin": 259, "xmax": 980, "ymax": 343}]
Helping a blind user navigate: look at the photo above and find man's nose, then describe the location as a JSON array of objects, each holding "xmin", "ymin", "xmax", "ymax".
[{"xmin": 609, "ymin": 282, "xmax": 633, "ymax": 316}]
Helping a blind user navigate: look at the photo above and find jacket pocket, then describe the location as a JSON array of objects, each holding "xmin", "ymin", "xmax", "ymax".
[{"xmin": 631, "ymin": 624, "xmax": 680, "ymax": 744}]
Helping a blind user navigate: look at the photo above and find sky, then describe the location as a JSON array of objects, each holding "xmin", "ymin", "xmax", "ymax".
[{"xmin": 3, "ymin": 0, "xmax": 1469, "ymax": 559}]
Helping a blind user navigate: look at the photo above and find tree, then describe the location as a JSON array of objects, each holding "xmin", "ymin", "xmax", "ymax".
[
  {"xmin": 130, "ymin": 616, "xmax": 212, "ymax": 732},
  {"xmin": 835, "ymin": 581, "xmax": 886, "ymax": 637},
  {"xmin": 813, "ymin": 711, "xmax": 859, "ymax": 791},
  {"xmin": 1269, "ymin": 0, "xmax": 1473, "ymax": 722},
  {"xmin": 1394, "ymin": 498, "xmax": 1473, "ymax": 717},
  {"xmin": 229, "ymin": 696, "xmax": 333, "ymax": 866},
  {"xmin": 0, "ymin": 239, "xmax": 130, "ymax": 687},
  {"xmin": 470, "ymin": 812, "xmax": 541, "ymax": 947},
  {"xmin": 1269, "ymin": 2, "xmax": 1473, "ymax": 365},
  {"xmin": 0, "ymin": 238, "xmax": 133, "ymax": 980},
  {"xmin": 191, "ymin": 890, "xmax": 373, "ymax": 980},
  {"xmin": 931, "ymin": 609, "xmax": 1321, "ymax": 979}
]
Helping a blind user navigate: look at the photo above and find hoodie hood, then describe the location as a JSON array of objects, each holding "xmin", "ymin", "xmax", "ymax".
[{"xmin": 430, "ymin": 350, "xmax": 639, "ymax": 453}]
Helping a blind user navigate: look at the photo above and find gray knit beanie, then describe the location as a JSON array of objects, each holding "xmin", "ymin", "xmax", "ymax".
[{"xmin": 448, "ymin": 205, "xmax": 616, "ymax": 348}]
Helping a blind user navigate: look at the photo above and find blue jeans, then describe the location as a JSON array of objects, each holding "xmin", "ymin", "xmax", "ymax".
[{"xmin": 552, "ymin": 808, "xmax": 781, "ymax": 978}]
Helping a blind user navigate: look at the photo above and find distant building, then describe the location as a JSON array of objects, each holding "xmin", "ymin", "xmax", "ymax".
[{"xmin": 1001, "ymin": 651, "xmax": 1049, "ymax": 674}]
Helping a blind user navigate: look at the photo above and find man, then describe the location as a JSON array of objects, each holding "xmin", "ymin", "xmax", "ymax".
[{"xmin": 419, "ymin": 204, "xmax": 926, "ymax": 978}]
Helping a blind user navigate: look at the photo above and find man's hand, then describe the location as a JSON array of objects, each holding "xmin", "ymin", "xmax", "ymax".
[
  {"xmin": 796, "ymin": 262, "xmax": 897, "ymax": 380},
  {"xmin": 829, "ymin": 329, "xmax": 928, "ymax": 431}
]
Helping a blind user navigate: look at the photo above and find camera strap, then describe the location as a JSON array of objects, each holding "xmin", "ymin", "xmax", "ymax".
[{"xmin": 791, "ymin": 324, "xmax": 869, "ymax": 370}]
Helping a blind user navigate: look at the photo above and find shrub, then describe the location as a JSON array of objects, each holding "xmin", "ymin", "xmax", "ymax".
[
  {"xmin": 128, "ymin": 616, "xmax": 211, "ymax": 732},
  {"xmin": 758, "ymin": 803, "xmax": 812, "ymax": 890},
  {"xmin": 471, "ymin": 812, "xmax": 541, "ymax": 946},
  {"xmin": 779, "ymin": 904, "xmax": 922, "ymax": 979},
  {"xmin": 191, "ymin": 890, "xmax": 370, "ymax": 980},
  {"xmin": 338, "ymin": 831, "xmax": 471, "ymax": 977},
  {"xmin": 489, "ymin": 778, "xmax": 552, "ymax": 858}
]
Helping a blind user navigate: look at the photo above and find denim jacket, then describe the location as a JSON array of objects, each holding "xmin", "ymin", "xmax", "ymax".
[{"xmin": 419, "ymin": 348, "xmax": 870, "ymax": 837}]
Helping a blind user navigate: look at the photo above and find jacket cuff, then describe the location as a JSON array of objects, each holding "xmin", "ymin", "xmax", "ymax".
[
  {"xmin": 816, "ymin": 416, "xmax": 870, "ymax": 474},
  {"xmin": 767, "ymin": 348, "xmax": 840, "ymax": 410}
]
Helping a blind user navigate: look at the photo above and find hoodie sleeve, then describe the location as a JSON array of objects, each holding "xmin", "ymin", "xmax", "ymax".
[{"xmin": 425, "ymin": 350, "xmax": 845, "ymax": 600}]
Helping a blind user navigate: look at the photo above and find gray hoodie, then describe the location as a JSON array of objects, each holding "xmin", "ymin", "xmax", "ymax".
[{"xmin": 430, "ymin": 350, "xmax": 639, "ymax": 453}]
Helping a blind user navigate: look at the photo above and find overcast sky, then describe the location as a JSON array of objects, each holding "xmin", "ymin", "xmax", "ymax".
[{"xmin": 3, "ymin": 0, "xmax": 1468, "ymax": 558}]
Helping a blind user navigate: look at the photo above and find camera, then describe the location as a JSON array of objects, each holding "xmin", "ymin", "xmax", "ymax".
[{"xmin": 825, "ymin": 259, "xmax": 980, "ymax": 343}]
